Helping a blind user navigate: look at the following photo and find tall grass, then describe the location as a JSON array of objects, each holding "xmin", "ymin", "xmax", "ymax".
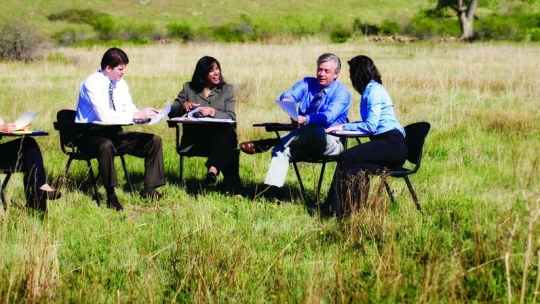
[{"xmin": 0, "ymin": 41, "xmax": 539, "ymax": 302}]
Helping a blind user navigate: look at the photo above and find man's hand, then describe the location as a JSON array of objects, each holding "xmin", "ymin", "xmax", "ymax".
[
  {"xmin": 198, "ymin": 106, "xmax": 216, "ymax": 117},
  {"xmin": 133, "ymin": 108, "xmax": 159, "ymax": 120},
  {"xmin": 292, "ymin": 115, "xmax": 307, "ymax": 126},
  {"xmin": 325, "ymin": 124, "xmax": 344, "ymax": 134},
  {"xmin": 182, "ymin": 102, "xmax": 200, "ymax": 112},
  {"xmin": 0, "ymin": 122, "xmax": 16, "ymax": 134}
]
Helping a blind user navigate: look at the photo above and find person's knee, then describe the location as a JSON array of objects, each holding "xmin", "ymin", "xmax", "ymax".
[
  {"xmin": 151, "ymin": 135, "xmax": 162, "ymax": 148},
  {"xmin": 21, "ymin": 137, "xmax": 38, "ymax": 150},
  {"xmin": 98, "ymin": 140, "xmax": 116, "ymax": 155}
]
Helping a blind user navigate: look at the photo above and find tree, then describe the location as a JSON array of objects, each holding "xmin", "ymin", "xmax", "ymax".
[
  {"xmin": 436, "ymin": 0, "xmax": 539, "ymax": 41},
  {"xmin": 436, "ymin": 0, "xmax": 478, "ymax": 40}
]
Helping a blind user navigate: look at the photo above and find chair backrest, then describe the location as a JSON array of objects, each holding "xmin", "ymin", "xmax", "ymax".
[
  {"xmin": 55, "ymin": 109, "xmax": 86, "ymax": 153},
  {"xmin": 404, "ymin": 122, "xmax": 431, "ymax": 172}
]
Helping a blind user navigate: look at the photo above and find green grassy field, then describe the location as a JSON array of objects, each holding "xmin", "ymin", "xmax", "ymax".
[
  {"xmin": 0, "ymin": 0, "xmax": 432, "ymax": 38},
  {"xmin": 1, "ymin": 40, "xmax": 539, "ymax": 302}
]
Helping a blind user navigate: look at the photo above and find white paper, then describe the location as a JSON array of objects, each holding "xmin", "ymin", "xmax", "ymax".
[
  {"xmin": 274, "ymin": 99, "xmax": 298, "ymax": 121},
  {"xmin": 14, "ymin": 112, "xmax": 39, "ymax": 130},
  {"xmin": 148, "ymin": 101, "xmax": 172, "ymax": 125},
  {"xmin": 187, "ymin": 107, "xmax": 201, "ymax": 119}
]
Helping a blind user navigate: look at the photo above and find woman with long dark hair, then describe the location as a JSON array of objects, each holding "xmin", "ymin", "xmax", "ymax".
[
  {"xmin": 323, "ymin": 55, "xmax": 407, "ymax": 218},
  {"xmin": 169, "ymin": 56, "xmax": 240, "ymax": 192}
]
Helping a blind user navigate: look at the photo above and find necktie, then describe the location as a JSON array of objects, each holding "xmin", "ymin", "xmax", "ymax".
[
  {"xmin": 307, "ymin": 88, "xmax": 324, "ymax": 114},
  {"xmin": 109, "ymin": 81, "xmax": 116, "ymax": 111}
]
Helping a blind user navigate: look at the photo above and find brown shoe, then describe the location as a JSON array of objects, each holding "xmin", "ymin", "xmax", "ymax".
[
  {"xmin": 240, "ymin": 138, "xmax": 279, "ymax": 154},
  {"xmin": 106, "ymin": 195, "xmax": 124, "ymax": 211}
]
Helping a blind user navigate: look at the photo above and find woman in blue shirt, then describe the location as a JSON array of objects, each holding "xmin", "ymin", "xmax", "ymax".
[{"xmin": 323, "ymin": 55, "xmax": 407, "ymax": 218}]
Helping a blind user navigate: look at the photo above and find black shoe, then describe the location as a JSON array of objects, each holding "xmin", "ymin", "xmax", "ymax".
[
  {"xmin": 204, "ymin": 172, "xmax": 217, "ymax": 186},
  {"xmin": 262, "ymin": 185, "xmax": 281, "ymax": 202},
  {"xmin": 223, "ymin": 176, "xmax": 242, "ymax": 194},
  {"xmin": 106, "ymin": 195, "xmax": 124, "ymax": 211},
  {"xmin": 141, "ymin": 190, "xmax": 163, "ymax": 201}
]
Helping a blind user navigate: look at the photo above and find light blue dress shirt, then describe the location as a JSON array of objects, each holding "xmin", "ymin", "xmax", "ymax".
[
  {"xmin": 280, "ymin": 77, "xmax": 351, "ymax": 128},
  {"xmin": 344, "ymin": 80, "xmax": 405, "ymax": 137}
]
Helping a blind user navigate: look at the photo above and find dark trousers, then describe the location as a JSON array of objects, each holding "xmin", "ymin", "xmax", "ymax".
[
  {"xmin": 180, "ymin": 123, "xmax": 240, "ymax": 181},
  {"xmin": 78, "ymin": 128, "xmax": 165, "ymax": 190},
  {"xmin": 323, "ymin": 129, "xmax": 407, "ymax": 218},
  {"xmin": 0, "ymin": 137, "xmax": 47, "ymax": 210}
]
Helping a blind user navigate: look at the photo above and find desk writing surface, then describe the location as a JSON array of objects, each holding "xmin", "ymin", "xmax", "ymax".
[
  {"xmin": 2, "ymin": 131, "xmax": 49, "ymax": 137},
  {"xmin": 85, "ymin": 121, "xmax": 135, "ymax": 126},
  {"xmin": 329, "ymin": 130, "xmax": 369, "ymax": 137},
  {"xmin": 253, "ymin": 122, "xmax": 298, "ymax": 132},
  {"xmin": 167, "ymin": 117, "xmax": 236, "ymax": 124}
]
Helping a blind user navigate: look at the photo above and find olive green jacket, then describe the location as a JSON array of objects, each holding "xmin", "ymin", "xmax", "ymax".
[{"xmin": 169, "ymin": 82, "xmax": 236, "ymax": 120}]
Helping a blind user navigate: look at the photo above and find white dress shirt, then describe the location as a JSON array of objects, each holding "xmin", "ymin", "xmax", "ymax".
[{"xmin": 76, "ymin": 70, "xmax": 138, "ymax": 124}]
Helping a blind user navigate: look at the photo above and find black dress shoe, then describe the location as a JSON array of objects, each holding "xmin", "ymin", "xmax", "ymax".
[
  {"xmin": 141, "ymin": 190, "xmax": 163, "ymax": 201},
  {"xmin": 204, "ymin": 172, "xmax": 217, "ymax": 186},
  {"xmin": 106, "ymin": 195, "xmax": 124, "ymax": 211}
]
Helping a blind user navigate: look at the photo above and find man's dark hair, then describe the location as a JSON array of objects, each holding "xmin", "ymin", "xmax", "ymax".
[
  {"xmin": 100, "ymin": 47, "xmax": 129, "ymax": 70},
  {"xmin": 190, "ymin": 56, "xmax": 225, "ymax": 92},
  {"xmin": 348, "ymin": 55, "xmax": 382, "ymax": 94}
]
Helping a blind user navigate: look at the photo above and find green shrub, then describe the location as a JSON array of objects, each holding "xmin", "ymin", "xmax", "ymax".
[
  {"xmin": 51, "ymin": 27, "xmax": 91, "ymax": 46},
  {"xmin": 280, "ymin": 15, "xmax": 317, "ymax": 37},
  {"xmin": 476, "ymin": 14, "xmax": 525, "ymax": 41},
  {"xmin": 90, "ymin": 15, "xmax": 117, "ymax": 40},
  {"xmin": 380, "ymin": 19, "xmax": 402, "ymax": 35},
  {"xmin": 330, "ymin": 27, "xmax": 350, "ymax": 43},
  {"xmin": 166, "ymin": 22, "xmax": 193, "ymax": 41},
  {"xmin": 117, "ymin": 22, "xmax": 162, "ymax": 42},
  {"xmin": 212, "ymin": 24, "xmax": 246, "ymax": 42},
  {"xmin": 530, "ymin": 28, "xmax": 540, "ymax": 42},
  {"xmin": 0, "ymin": 21, "xmax": 44, "ymax": 61},
  {"xmin": 48, "ymin": 8, "xmax": 107, "ymax": 24},
  {"xmin": 352, "ymin": 18, "xmax": 380, "ymax": 36},
  {"xmin": 406, "ymin": 9, "xmax": 460, "ymax": 39},
  {"xmin": 212, "ymin": 16, "xmax": 260, "ymax": 43}
]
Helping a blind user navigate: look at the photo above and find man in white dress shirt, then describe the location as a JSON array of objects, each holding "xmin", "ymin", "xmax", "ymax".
[{"xmin": 75, "ymin": 47, "xmax": 165, "ymax": 211}]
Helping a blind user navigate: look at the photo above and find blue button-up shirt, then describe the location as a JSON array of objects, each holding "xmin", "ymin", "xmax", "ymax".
[
  {"xmin": 280, "ymin": 77, "xmax": 350, "ymax": 128},
  {"xmin": 344, "ymin": 80, "xmax": 405, "ymax": 137}
]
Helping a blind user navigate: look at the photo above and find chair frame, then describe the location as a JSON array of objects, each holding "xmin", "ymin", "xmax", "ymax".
[
  {"xmin": 168, "ymin": 121, "xmax": 213, "ymax": 187},
  {"xmin": 54, "ymin": 110, "xmax": 134, "ymax": 205},
  {"xmin": 292, "ymin": 135, "xmax": 354, "ymax": 202},
  {"xmin": 0, "ymin": 169, "xmax": 12, "ymax": 210},
  {"xmin": 379, "ymin": 122, "xmax": 431, "ymax": 211}
]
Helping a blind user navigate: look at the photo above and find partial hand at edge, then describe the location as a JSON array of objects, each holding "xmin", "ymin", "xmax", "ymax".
[{"xmin": 0, "ymin": 122, "xmax": 16, "ymax": 134}]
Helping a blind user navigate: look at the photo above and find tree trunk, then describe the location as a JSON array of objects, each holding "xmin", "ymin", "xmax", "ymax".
[{"xmin": 457, "ymin": 0, "xmax": 478, "ymax": 40}]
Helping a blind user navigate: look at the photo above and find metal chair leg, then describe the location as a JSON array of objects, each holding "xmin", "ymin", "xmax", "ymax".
[
  {"xmin": 179, "ymin": 154, "xmax": 185, "ymax": 188},
  {"xmin": 315, "ymin": 162, "xmax": 327, "ymax": 203},
  {"xmin": 120, "ymin": 155, "xmax": 134, "ymax": 193},
  {"xmin": 1, "ymin": 172, "xmax": 11, "ymax": 210},
  {"xmin": 86, "ymin": 159, "xmax": 100, "ymax": 206},
  {"xmin": 403, "ymin": 176, "xmax": 422, "ymax": 211},
  {"xmin": 384, "ymin": 179, "xmax": 396, "ymax": 206},
  {"xmin": 292, "ymin": 162, "xmax": 306, "ymax": 202}
]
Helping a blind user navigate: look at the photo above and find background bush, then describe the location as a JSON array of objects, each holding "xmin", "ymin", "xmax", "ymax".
[
  {"xmin": 166, "ymin": 22, "xmax": 194, "ymax": 41},
  {"xmin": 330, "ymin": 26, "xmax": 351, "ymax": 43},
  {"xmin": 0, "ymin": 21, "xmax": 44, "ymax": 61},
  {"xmin": 406, "ymin": 9, "xmax": 461, "ymax": 39}
]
